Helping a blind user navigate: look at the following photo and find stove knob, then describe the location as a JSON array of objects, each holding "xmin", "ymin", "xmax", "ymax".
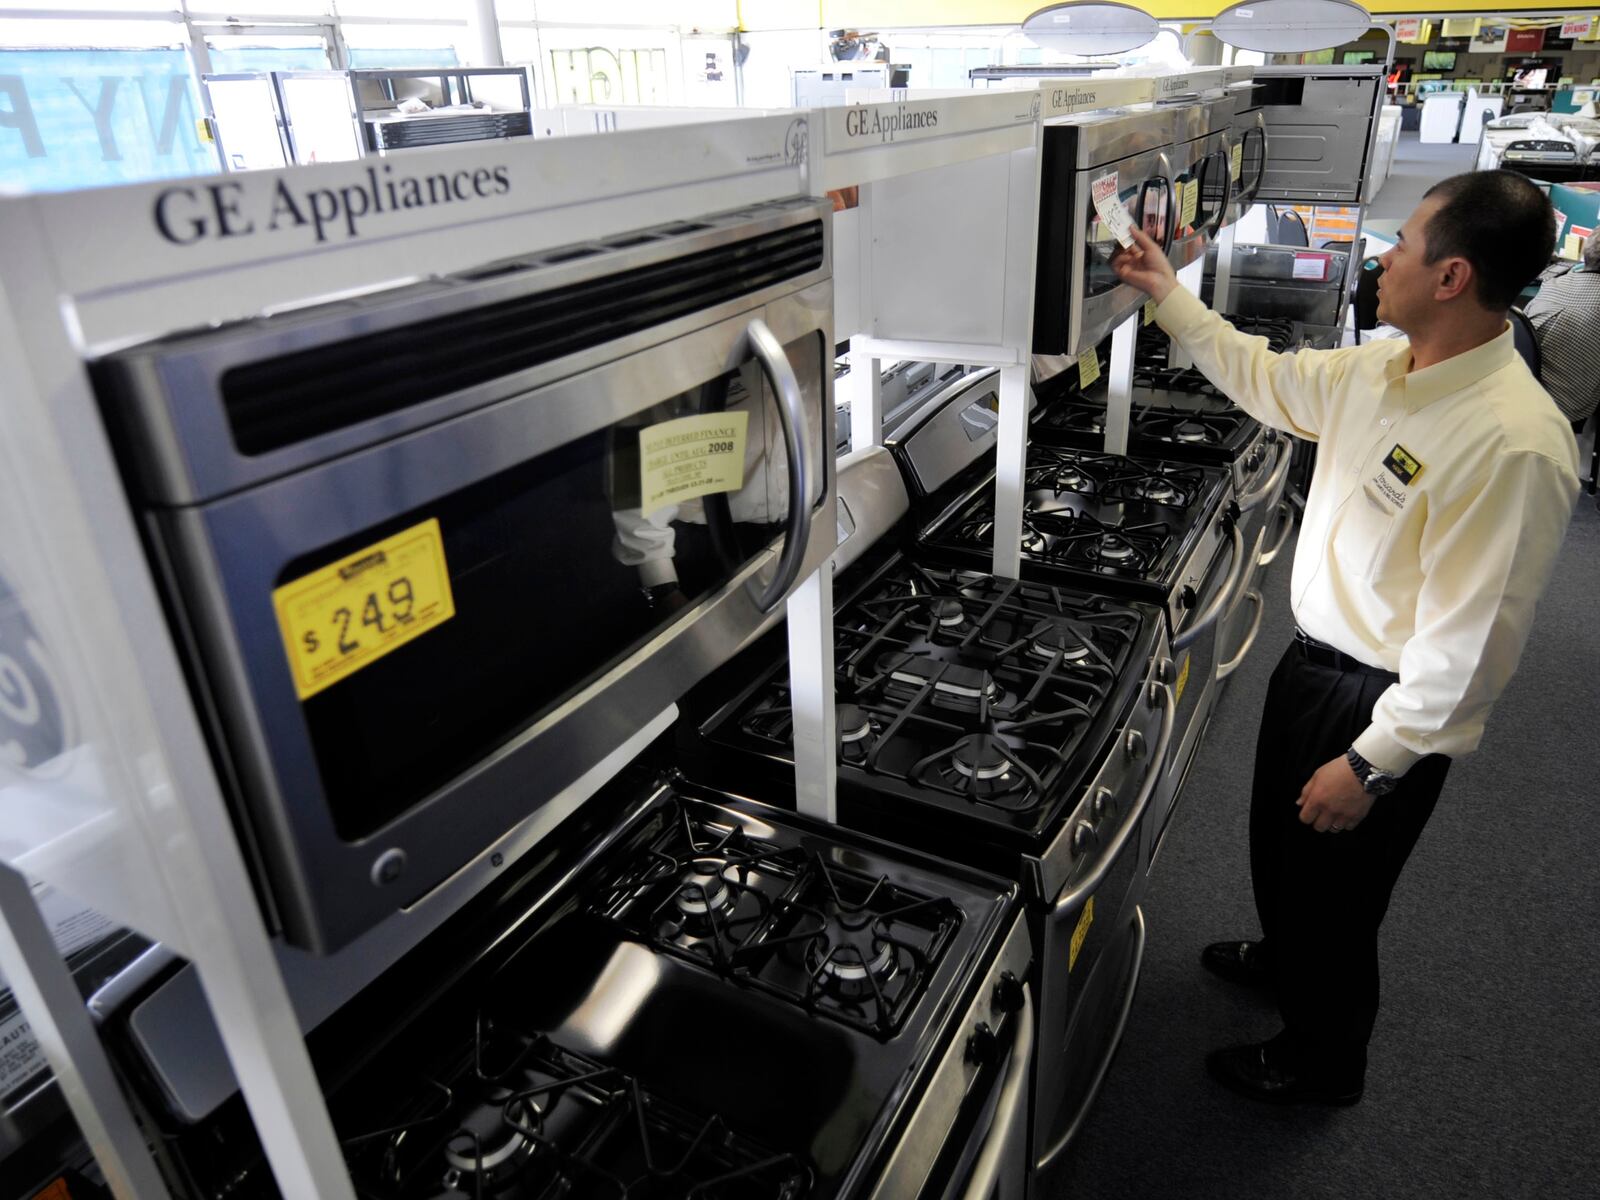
[
  {"xmin": 1180, "ymin": 585, "xmax": 1198, "ymax": 610},
  {"xmin": 1091, "ymin": 787, "xmax": 1113, "ymax": 819},
  {"xmin": 993, "ymin": 971, "xmax": 1025, "ymax": 1015},
  {"xmin": 1125, "ymin": 729, "xmax": 1146, "ymax": 761},
  {"xmin": 1072, "ymin": 820, "xmax": 1098, "ymax": 856},
  {"xmin": 967, "ymin": 1022, "xmax": 1000, "ymax": 1068}
]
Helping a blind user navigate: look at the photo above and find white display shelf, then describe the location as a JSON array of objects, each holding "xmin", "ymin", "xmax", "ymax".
[{"xmin": 0, "ymin": 117, "xmax": 812, "ymax": 1199}]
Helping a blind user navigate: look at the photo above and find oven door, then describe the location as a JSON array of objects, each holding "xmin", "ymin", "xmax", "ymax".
[
  {"xmin": 148, "ymin": 291, "xmax": 835, "ymax": 952},
  {"xmin": 1029, "ymin": 659, "xmax": 1173, "ymax": 1188},
  {"xmin": 1034, "ymin": 145, "xmax": 1174, "ymax": 357}
]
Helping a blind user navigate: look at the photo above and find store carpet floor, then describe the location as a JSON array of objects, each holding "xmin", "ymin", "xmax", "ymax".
[{"xmin": 1044, "ymin": 482, "xmax": 1600, "ymax": 1199}]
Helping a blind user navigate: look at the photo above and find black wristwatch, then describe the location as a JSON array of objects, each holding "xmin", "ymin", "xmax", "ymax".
[{"xmin": 1345, "ymin": 747, "xmax": 1398, "ymax": 796}]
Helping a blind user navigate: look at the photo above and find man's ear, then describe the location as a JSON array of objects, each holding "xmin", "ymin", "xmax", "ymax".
[{"xmin": 1433, "ymin": 256, "xmax": 1474, "ymax": 303}]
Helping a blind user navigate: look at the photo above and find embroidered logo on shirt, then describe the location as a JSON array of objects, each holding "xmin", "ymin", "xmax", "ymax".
[{"xmin": 1382, "ymin": 444, "xmax": 1423, "ymax": 486}]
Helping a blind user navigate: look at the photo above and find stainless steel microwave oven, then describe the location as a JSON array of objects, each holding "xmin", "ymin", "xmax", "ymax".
[
  {"xmin": 1167, "ymin": 97, "xmax": 1235, "ymax": 270},
  {"xmin": 93, "ymin": 197, "xmax": 837, "ymax": 951},
  {"xmin": 1032, "ymin": 108, "xmax": 1175, "ymax": 358}
]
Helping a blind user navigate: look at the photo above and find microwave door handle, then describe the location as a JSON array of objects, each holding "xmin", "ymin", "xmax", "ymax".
[
  {"xmin": 958, "ymin": 981, "xmax": 1036, "ymax": 1200},
  {"xmin": 1210, "ymin": 148, "xmax": 1234, "ymax": 237},
  {"xmin": 748, "ymin": 317, "xmax": 815, "ymax": 613},
  {"xmin": 1157, "ymin": 153, "xmax": 1176, "ymax": 252},
  {"xmin": 1051, "ymin": 680, "xmax": 1174, "ymax": 916}
]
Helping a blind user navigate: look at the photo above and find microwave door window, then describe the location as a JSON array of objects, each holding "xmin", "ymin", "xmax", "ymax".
[
  {"xmin": 288, "ymin": 356, "xmax": 786, "ymax": 843},
  {"xmin": 1084, "ymin": 178, "xmax": 1147, "ymax": 299}
]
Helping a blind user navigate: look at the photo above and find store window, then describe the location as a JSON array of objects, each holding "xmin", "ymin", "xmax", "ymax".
[{"xmin": 0, "ymin": 19, "xmax": 217, "ymax": 192}]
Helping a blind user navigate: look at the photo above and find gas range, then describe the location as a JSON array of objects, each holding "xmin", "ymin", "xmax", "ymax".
[
  {"xmin": 921, "ymin": 448, "xmax": 1233, "ymax": 619},
  {"xmin": 160, "ymin": 783, "xmax": 1028, "ymax": 1200},
  {"xmin": 698, "ymin": 557, "xmax": 1164, "ymax": 856},
  {"xmin": 686, "ymin": 552, "xmax": 1170, "ymax": 1196}
]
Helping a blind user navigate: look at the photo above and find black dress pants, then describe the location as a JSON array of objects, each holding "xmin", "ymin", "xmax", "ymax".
[{"xmin": 1249, "ymin": 640, "xmax": 1451, "ymax": 1077}]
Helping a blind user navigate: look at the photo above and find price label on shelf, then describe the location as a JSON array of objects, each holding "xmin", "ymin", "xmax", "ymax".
[
  {"xmin": 1091, "ymin": 171, "xmax": 1135, "ymax": 248},
  {"xmin": 1230, "ymin": 142, "xmax": 1243, "ymax": 182},
  {"xmin": 1180, "ymin": 177, "xmax": 1200, "ymax": 228},
  {"xmin": 1077, "ymin": 347, "xmax": 1102, "ymax": 389},
  {"xmin": 273, "ymin": 518, "xmax": 457, "ymax": 700}
]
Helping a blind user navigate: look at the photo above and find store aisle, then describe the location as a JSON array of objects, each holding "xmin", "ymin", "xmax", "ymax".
[
  {"xmin": 1365, "ymin": 132, "xmax": 1480, "ymax": 236},
  {"xmin": 1048, "ymin": 497, "xmax": 1600, "ymax": 1200}
]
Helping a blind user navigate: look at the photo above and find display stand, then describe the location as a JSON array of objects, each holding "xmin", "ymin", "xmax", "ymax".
[
  {"xmin": 821, "ymin": 77, "xmax": 1158, "ymax": 577},
  {"xmin": 0, "ymin": 116, "xmax": 813, "ymax": 1198}
]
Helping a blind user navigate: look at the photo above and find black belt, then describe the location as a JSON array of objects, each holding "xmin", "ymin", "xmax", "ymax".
[{"xmin": 1292, "ymin": 627, "xmax": 1397, "ymax": 679}]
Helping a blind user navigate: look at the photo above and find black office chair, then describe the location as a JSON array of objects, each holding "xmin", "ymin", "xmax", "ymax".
[
  {"xmin": 1508, "ymin": 306, "xmax": 1542, "ymax": 379},
  {"xmin": 1276, "ymin": 208, "xmax": 1310, "ymax": 247},
  {"xmin": 1353, "ymin": 257, "xmax": 1383, "ymax": 343}
]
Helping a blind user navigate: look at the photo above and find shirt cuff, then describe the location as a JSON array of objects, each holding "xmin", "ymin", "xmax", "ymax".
[
  {"xmin": 1351, "ymin": 725, "xmax": 1424, "ymax": 777},
  {"xmin": 1153, "ymin": 285, "xmax": 1209, "ymax": 340},
  {"xmin": 637, "ymin": 559, "xmax": 679, "ymax": 588}
]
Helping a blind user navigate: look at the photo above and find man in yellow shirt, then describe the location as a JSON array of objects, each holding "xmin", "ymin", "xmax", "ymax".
[{"xmin": 1112, "ymin": 171, "xmax": 1579, "ymax": 1105}]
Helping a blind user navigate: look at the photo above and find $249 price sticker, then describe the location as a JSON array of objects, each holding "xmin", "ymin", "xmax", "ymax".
[{"xmin": 272, "ymin": 518, "xmax": 456, "ymax": 700}]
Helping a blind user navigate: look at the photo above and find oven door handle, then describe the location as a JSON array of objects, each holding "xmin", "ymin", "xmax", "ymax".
[
  {"xmin": 1173, "ymin": 519, "xmax": 1245, "ymax": 652},
  {"xmin": 1217, "ymin": 588, "xmax": 1264, "ymax": 680},
  {"xmin": 1237, "ymin": 435, "xmax": 1291, "ymax": 514},
  {"xmin": 748, "ymin": 317, "xmax": 816, "ymax": 613},
  {"xmin": 958, "ymin": 981, "xmax": 1036, "ymax": 1200},
  {"xmin": 1259, "ymin": 499, "xmax": 1296, "ymax": 567},
  {"xmin": 1035, "ymin": 906, "xmax": 1147, "ymax": 1172},
  {"xmin": 1052, "ymin": 680, "xmax": 1174, "ymax": 916}
]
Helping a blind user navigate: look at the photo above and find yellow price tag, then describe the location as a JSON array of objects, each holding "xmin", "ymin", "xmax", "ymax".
[
  {"xmin": 1230, "ymin": 142, "xmax": 1243, "ymax": 182},
  {"xmin": 273, "ymin": 518, "xmax": 456, "ymax": 700},
  {"xmin": 1143, "ymin": 299, "xmax": 1157, "ymax": 326},
  {"xmin": 1171, "ymin": 180, "xmax": 1186, "ymax": 228},
  {"xmin": 1180, "ymin": 177, "xmax": 1200, "ymax": 229},
  {"xmin": 1076, "ymin": 346, "xmax": 1102, "ymax": 389},
  {"xmin": 1174, "ymin": 652, "xmax": 1192, "ymax": 705},
  {"xmin": 1069, "ymin": 895, "xmax": 1095, "ymax": 972},
  {"xmin": 639, "ymin": 411, "xmax": 749, "ymax": 517}
]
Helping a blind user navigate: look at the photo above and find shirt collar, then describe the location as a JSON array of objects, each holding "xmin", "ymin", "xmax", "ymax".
[{"xmin": 1390, "ymin": 323, "xmax": 1516, "ymax": 412}]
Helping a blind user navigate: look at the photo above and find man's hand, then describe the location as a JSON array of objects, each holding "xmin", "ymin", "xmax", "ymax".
[
  {"xmin": 1110, "ymin": 224, "xmax": 1179, "ymax": 304},
  {"xmin": 1295, "ymin": 755, "xmax": 1375, "ymax": 833}
]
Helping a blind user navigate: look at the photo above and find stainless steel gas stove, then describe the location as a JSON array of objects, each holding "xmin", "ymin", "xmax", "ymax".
[
  {"xmin": 918, "ymin": 437, "xmax": 1241, "ymax": 878},
  {"xmin": 115, "ymin": 781, "xmax": 1033, "ymax": 1200}
]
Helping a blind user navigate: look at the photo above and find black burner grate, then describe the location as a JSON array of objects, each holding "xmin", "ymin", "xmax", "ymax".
[
  {"xmin": 736, "ymin": 564, "xmax": 1144, "ymax": 817},
  {"xmin": 595, "ymin": 802, "xmax": 960, "ymax": 1038},
  {"xmin": 342, "ymin": 1025, "xmax": 810, "ymax": 1198}
]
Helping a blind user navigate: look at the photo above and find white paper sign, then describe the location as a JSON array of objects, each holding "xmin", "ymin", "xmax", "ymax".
[
  {"xmin": 1292, "ymin": 252, "xmax": 1331, "ymax": 281},
  {"xmin": 1091, "ymin": 172, "xmax": 1135, "ymax": 248},
  {"xmin": 1561, "ymin": 18, "xmax": 1593, "ymax": 40},
  {"xmin": 1396, "ymin": 18, "xmax": 1422, "ymax": 41}
]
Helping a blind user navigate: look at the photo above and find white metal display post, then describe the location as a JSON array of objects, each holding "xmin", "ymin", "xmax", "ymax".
[{"xmin": 0, "ymin": 116, "xmax": 813, "ymax": 1196}]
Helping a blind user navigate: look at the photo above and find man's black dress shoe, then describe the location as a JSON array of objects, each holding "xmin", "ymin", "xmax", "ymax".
[
  {"xmin": 1200, "ymin": 939, "xmax": 1272, "ymax": 990},
  {"xmin": 1205, "ymin": 1041, "xmax": 1364, "ymax": 1106}
]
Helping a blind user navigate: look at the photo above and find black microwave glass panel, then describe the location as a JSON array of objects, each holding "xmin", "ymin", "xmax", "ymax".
[
  {"xmin": 280, "ymin": 332, "xmax": 824, "ymax": 840},
  {"xmin": 1085, "ymin": 178, "xmax": 1168, "ymax": 300}
]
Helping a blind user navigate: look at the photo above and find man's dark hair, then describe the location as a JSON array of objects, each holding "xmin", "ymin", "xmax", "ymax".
[
  {"xmin": 1584, "ymin": 234, "xmax": 1600, "ymax": 273},
  {"xmin": 1420, "ymin": 170, "xmax": 1555, "ymax": 310}
]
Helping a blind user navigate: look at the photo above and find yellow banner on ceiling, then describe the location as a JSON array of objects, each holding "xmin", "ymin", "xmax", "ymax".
[{"xmin": 816, "ymin": 2, "xmax": 1595, "ymax": 24}]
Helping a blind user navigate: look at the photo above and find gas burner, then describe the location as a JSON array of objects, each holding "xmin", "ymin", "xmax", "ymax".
[
  {"xmin": 1135, "ymin": 478, "xmax": 1181, "ymax": 503},
  {"xmin": 806, "ymin": 923, "xmax": 897, "ymax": 999},
  {"xmin": 931, "ymin": 597, "xmax": 966, "ymax": 628},
  {"xmin": 837, "ymin": 702, "xmax": 873, "ymax": 745},
  {"xmin": 440, "ymin": 1095, "xmax": 537, "ymax": 1189},
  {"xmin": 1056, "ymin": 467, "xmax": 1089, "ymax": 490},
  {"xmin": 674, "ymin": 859, "xmax": 735, "ymax": 917},
  {"xmin": 1028, "ymin": 618, "xmax": 1092, "ymax": 663},
  {"xmin": 599, "ymin": 809, "xmax": 801, "ymax": 969},
  {"xmin": 343, "ymin": 1034, "xmax": 811, "ymax": 1198},
  {"xmin": 1095, "ymin": 533, "xmax": 1137, "ymax": 562},
  {"xmin": 951, "ymin": 733, "xmax": 1016, "ymax": 781},
  {"xmin": 1172, "ymin": 421, "xmax": 1210, "ymax": 444}
]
